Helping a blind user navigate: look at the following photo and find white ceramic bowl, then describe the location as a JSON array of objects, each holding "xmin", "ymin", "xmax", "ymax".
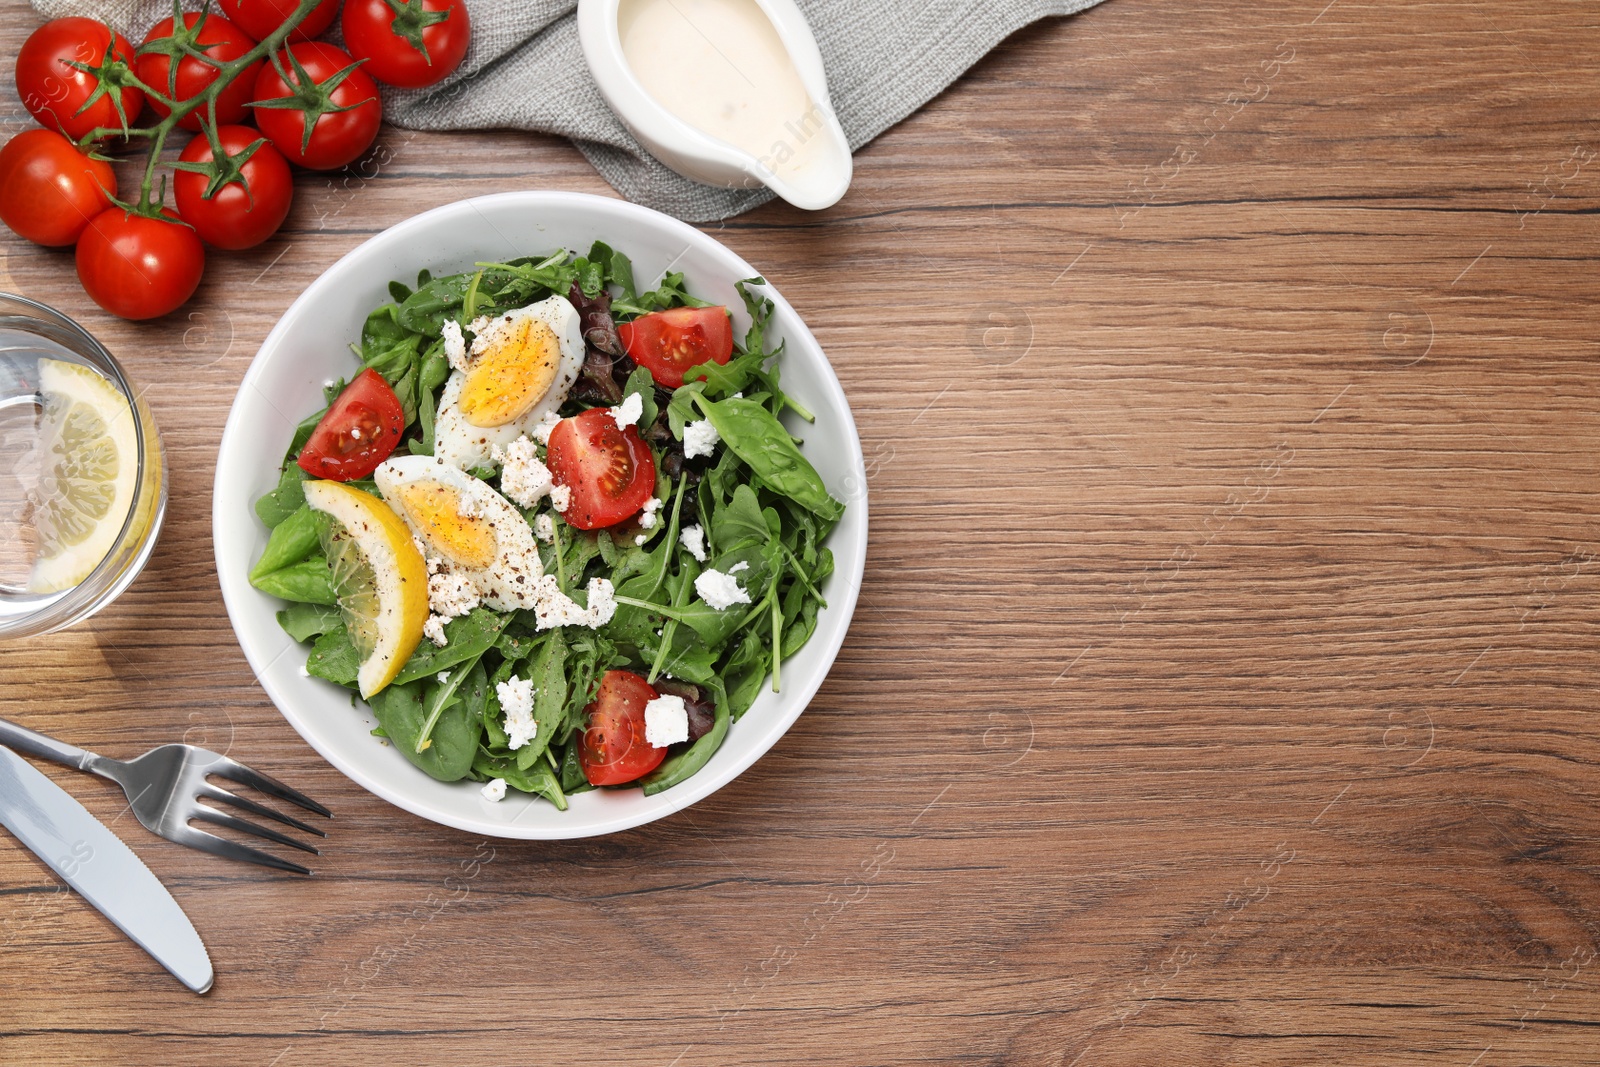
[{"xmin": 214, "ymin": 191, "xmax": 866, "ymax": 840}]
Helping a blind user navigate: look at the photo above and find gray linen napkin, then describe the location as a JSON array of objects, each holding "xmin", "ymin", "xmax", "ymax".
[{"xmin": 30, "ymin": 0, "xmax": 1107, "ymax": 221}]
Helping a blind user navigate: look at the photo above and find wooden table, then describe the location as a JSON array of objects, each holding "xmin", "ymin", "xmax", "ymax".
[{"xmin": 4, "ymin": 0, "xmax": 1600, "ymax": 1062}]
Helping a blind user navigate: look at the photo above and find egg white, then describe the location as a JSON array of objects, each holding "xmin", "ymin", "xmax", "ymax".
[
  {"xmin": 433, "ymin": 294, "xmax": 585, "ymax": 472},
  {"xmin": 374, "ymin": 455, "xmax": 545, "ymax": 612}
]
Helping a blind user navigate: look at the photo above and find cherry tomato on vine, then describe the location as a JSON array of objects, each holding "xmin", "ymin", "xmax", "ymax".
[
  {"xmin": 76, "ymin": 209, "xmax": 204, "ymax": 321},
  {"xmin": 296, "ymin": 369, "xmax": 405, "ymax": 481},
  {"xmin": 618, "ymin": 306, "xmax": 734, "ymax": 388},
  {"xmin": 342, "ymin": 0, "xmax": 471, "ymax": 90},
  {"xmin": 136, "ymin": 12, "xmax": 262, "ymax": 132},
  {"xmin": 546, "ymin": 407, "xmax": 658, "ymax": 530},
  {"xmin": 218, "ymin": 0, "xmax": 341, "ymax": 44},
  {"xmin": 252, "ymin": 43, "xmax": 383, "ymax": 170},
  {"xmin": 579, "ymin": 670, "xmax": 668, "ymax": 787},
  {"xmin": 15, "ymin": 18, "xmax": 145, "ymax": 141},
  {"xmin": 173, "ymin": 125, "xmax": 293, "ymax": 250},
  {"xmin": 0, "ymin": 129, "xmax": 116, "ymax": 247}
]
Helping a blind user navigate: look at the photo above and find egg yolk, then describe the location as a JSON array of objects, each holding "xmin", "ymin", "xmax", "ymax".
[
  {"xmin": 459, "ymin": 316, "xmax": 562, "ymax": 428},
  {"xmin": 398, "ymin": 481, "xmax": 497, "ymax": 569}
]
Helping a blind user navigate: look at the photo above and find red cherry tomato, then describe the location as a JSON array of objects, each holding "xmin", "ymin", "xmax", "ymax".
[
  {"xmin": 217, "ymin": 0, "xmax": 340, "ymax": 43},
  {"xmin": 15, "ymin": 18, "xmax": 145, "ymax": 141},
  {"xmin": 0, "ymin": 129, "xmax": 116, "ymax": 247},
  {"xmin": 136, "ymin": 13, "xmax": 262, "ymax": 132},
  {"xmin": 618, "ymin": 306, "xmax": 734, "ymax": 389},
  {"xmin": 579, "ymin": 670, "xmax": 668, "ymax": 787},
  {"xmin": 341, "ymin": 0, "xmax": 471, "ymax": 90},
  {"xmin": 545, "ymin": 407, "xmax": 658, "ymax": 530},
  {"xmin": 252, "ymin": 42, "xmax": 383, "ymax": 170},
  {"xmin": 296, "ymin": 369, "xmax": 405, "ymax": 481},
  {"xmin": 75, "ymin": 209, "xmax": 204, "ymax": 321},
  {"xmin": 173, "ymin": 126, "xmax": 293, "ymax": 250}
]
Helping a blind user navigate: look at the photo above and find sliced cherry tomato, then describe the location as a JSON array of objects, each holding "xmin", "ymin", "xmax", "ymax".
[
  {"xmin": 174, "ymin": 125, "xmax": 293, "ymax": 250},
  {"xmin": 218, "ymin": 0, "xmax": 341, "ymax": 43},
  {"xmin": 251, "ymin": 43, "xmax": 382, "ymax": 171},
  {"xmin": 136, "ymin": 13, "xmax": 262, "ymax": 132},
  {"xmin": 0, "ymin": 129, "xmax": 115, "ymax": 247},
  {"xmin": 16, "ymin": 18, "xmax": 145, "ymax": 141},
  {"xmin": 617, "ymin": 306, "xmax": 734, "ymax": 389},
  {"xmin": 342, "ymin": 0, "xmax": 471, "ymax": 90},
  {"xmin": 75, "ymin": 208, "xmax": 204, "ymax": 321},
  {"xmin": 297, "ymin": 369, "xmax": 405, "ymax": 481},
  {"xmin": 579, "ymin": 670, "xmax": 667, "ymax": 787},
  {"xmin": 545, "ymin": 407, "xmax": 657, "ymax": 530}
]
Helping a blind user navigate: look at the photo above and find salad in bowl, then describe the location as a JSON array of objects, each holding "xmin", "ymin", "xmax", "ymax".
[{"xmin": 244, "ymin": 239, "xmax": 844, "ymax": 814}]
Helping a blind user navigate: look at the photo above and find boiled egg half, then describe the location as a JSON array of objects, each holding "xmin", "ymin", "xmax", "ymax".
[
  {"xmin": 433, "ymin": 294, "xmax": 585, "ymax": 471},
  {"xmin": 374, "ymin": 455, "xmax": 545, "ymax": 612}
]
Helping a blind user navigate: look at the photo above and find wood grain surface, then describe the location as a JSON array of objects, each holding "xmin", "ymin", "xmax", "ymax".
[{"xmin": 4, "ymin": 0, "xmax": 1600, "ymax": 1063}]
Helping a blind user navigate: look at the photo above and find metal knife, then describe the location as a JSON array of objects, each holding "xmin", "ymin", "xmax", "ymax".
[{"xmin": 0, "ymin": 745, "xmax": 213, "ymax": 994}]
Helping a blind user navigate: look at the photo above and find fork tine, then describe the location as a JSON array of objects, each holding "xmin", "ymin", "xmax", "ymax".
[
  {"xmin": 173, "ymin": 825, "xmax": 312, "ymax": 876},
  {"xmin": 202, "ymin": 756, "xmax": 332, "ymax": 818},
  {"xmin": 191, "ymin": 805, "xmax": 321, "ymax": 855},
  {"xmin": 197, "ymin": 783, "xmax": 327, "ymax": 838}
]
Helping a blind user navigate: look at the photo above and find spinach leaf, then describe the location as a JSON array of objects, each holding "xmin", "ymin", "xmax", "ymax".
[
  {"xmin": 255, "ymin": 464, "xmax": 309, "ymax": 528},
  {"xmin": 370, "ymin": 678, "xmax": 481, "ymax": 781},
  {"xmin": 392, "ymin": 609, "xmax": 511, "ymax": 686},
  {"xmin": 696, "ymin": 396, "xmax": 843, "ymax": 521},
  {"xmin": 307, "ymin": 626, "xmax": 360, "ymax": 686},
  {"xmin": 713, "ymin": 484, "xmax": 769, "ymax": 554},
  {"xmin": 250, "ymin": 504, "xmax": 327, "ymax": 582},
  {"xmin": 276, "ymin": 602, "xmax": 342, "ymax": 643},
  {"xmin": 250, "ymin": 557, "xmax": 336, "ymax": 605}
]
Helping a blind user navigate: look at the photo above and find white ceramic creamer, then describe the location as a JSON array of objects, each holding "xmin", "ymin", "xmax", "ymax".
[{"xmin": 578, "ymin": 0, "xmax": 853, "ymax": 210}]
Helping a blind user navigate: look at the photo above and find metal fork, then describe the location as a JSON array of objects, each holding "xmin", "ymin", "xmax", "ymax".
[{"xmin": 0, "ymin": 716, "xmax": 331, "ymax": 875}]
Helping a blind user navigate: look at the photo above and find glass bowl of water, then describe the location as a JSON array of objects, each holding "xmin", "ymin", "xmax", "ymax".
[{"xmin": 0, "ymin": 293, "xmax": 166, "ymax": 638}]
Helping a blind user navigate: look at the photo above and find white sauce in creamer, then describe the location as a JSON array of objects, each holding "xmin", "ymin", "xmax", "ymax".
[{"xmin": 619, "ymin": 0, "xmax": 838, "ymax": 198}]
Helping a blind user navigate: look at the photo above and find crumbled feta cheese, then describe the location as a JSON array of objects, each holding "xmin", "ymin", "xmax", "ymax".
[
  {"xmin": 637, "ymin": 496, "xmax": 662, "ymax": 530},
  {"xmin": 436, "ymin": 671, "xmax": 450, "ymax": 684},
  {"xmin": 695, "ymin": 567, "xmax": 751, "ymax": 611},
  {"xmin": 529, "ymin": 576, "xmax": 617, "ymax": 630},
  {"xmin": 534, "ymin": 513, "xmax": 556, "ymax": 543},
  {"xmin": 498, "ymin": 676, "xmax": 537, "ymax": 749},
  {"xmin": 611, "ymin": 391, "xmax": 643, "ymax": 429},
  {"xmin": 732, "ymin": 392, "xmax": 743, "ymax": 399},
  {"xmin": 729, "ymin": 560, "xmax": 749, "ymax": 574},
  {"xmin": 481, "ymin": 778, "xmax": 507, "ymax": 802},
  {"xmin": 635, "ymin": 533, "xmax": 648, "ymax": 546},
  {"xmin": 429, "ymin": 570, "xmax": 480, "ymax": 619},
  {"xmin": 644, "ymin": 694, "xmax": 689, "ymax": 747},
  {"xmin": 548, "ymin": 484, "xmax": 572, "ymax": 511},
  {"xmin": 680, "ymin": 523, "xmax": 707, "ymax": 562},
  {"xmin": 423, "ymin": 615, "xmax": 449, "ymax": 646},
  {"xmin": 441, "ymin": 319, "xmax": 470, "ymax": 373},
  {"xmin": 494, "ymin": 435, "xmax": 553, "ymax": 509},
  {"xmin": 683, "ymin": 419, "xmax": 720, "ymax": 459},
  {"xmin": 531, "ymin": 410, "xmax": 562, "ymax": 445}
]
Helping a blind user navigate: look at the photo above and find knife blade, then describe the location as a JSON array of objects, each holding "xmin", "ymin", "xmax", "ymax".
[{"xmin": 0, "ymin": 745, "xmax": 213, "ymax": 994}]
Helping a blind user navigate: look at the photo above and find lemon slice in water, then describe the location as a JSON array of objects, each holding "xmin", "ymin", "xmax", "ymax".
[
  {"xmin": 303, "ymin": 480, "xmax": 429, "ymax": 698},
  {"xmin": 28, "ymin": 359, "xmax": 137, "ymax": 594}
]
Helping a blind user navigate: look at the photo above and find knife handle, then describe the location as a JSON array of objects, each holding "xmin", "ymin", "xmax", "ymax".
[{"xmin": 0, "ymin": 717, "xmax": 96, "ymax": 771}]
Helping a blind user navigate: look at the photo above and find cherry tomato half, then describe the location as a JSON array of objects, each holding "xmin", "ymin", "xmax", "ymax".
[
  {"xmin": 545, "ymin": 406, "xmax": 657, "ymax": 530},
  {"xmin": 75, "ymin": 208, "xmax": 205, "ymax": 321},
  {"xmin": 0, "ymin": 129, "xmax": 116, "ymax": 247},
  {"xmin": 342, "ymin": 0, "xmax": 471, "ymax": 90},
  {"xmin": 579, "ymin": 670, "xmax": 668, "ymax": 787},
  {"xmin": 218, "ymin": 0, "xmax": 341, "ymax": 43},
  {"xmin": 252, "ymin": 42, "xmax": 383, "ymax": 170},
  {"xmin": 136, "ymin": 12, "xmax": 262, "ymax": 132},
  {"xmin": 16, "ymin": 18, "xmax": 145, "ymax": 141},
  {"xmin": 297, "ymin": 369, "xmax": 405, "ymax": 481},
  {"xmin": 618, "ymin": 306, "xmax": 733, "ymax": 389},
  {"xmin": 174, "ymin": 125, "xmax": 293, "ymax": 250}
]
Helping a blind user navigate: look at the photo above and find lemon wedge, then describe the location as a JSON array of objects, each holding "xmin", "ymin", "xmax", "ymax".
[
  {"xmin": 28, "ymin": 359, "xmax": 138, "ymax": 594},
  {"xmin": 303, "ymin": 480, "xmax": 429, "ymax": 698}
]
